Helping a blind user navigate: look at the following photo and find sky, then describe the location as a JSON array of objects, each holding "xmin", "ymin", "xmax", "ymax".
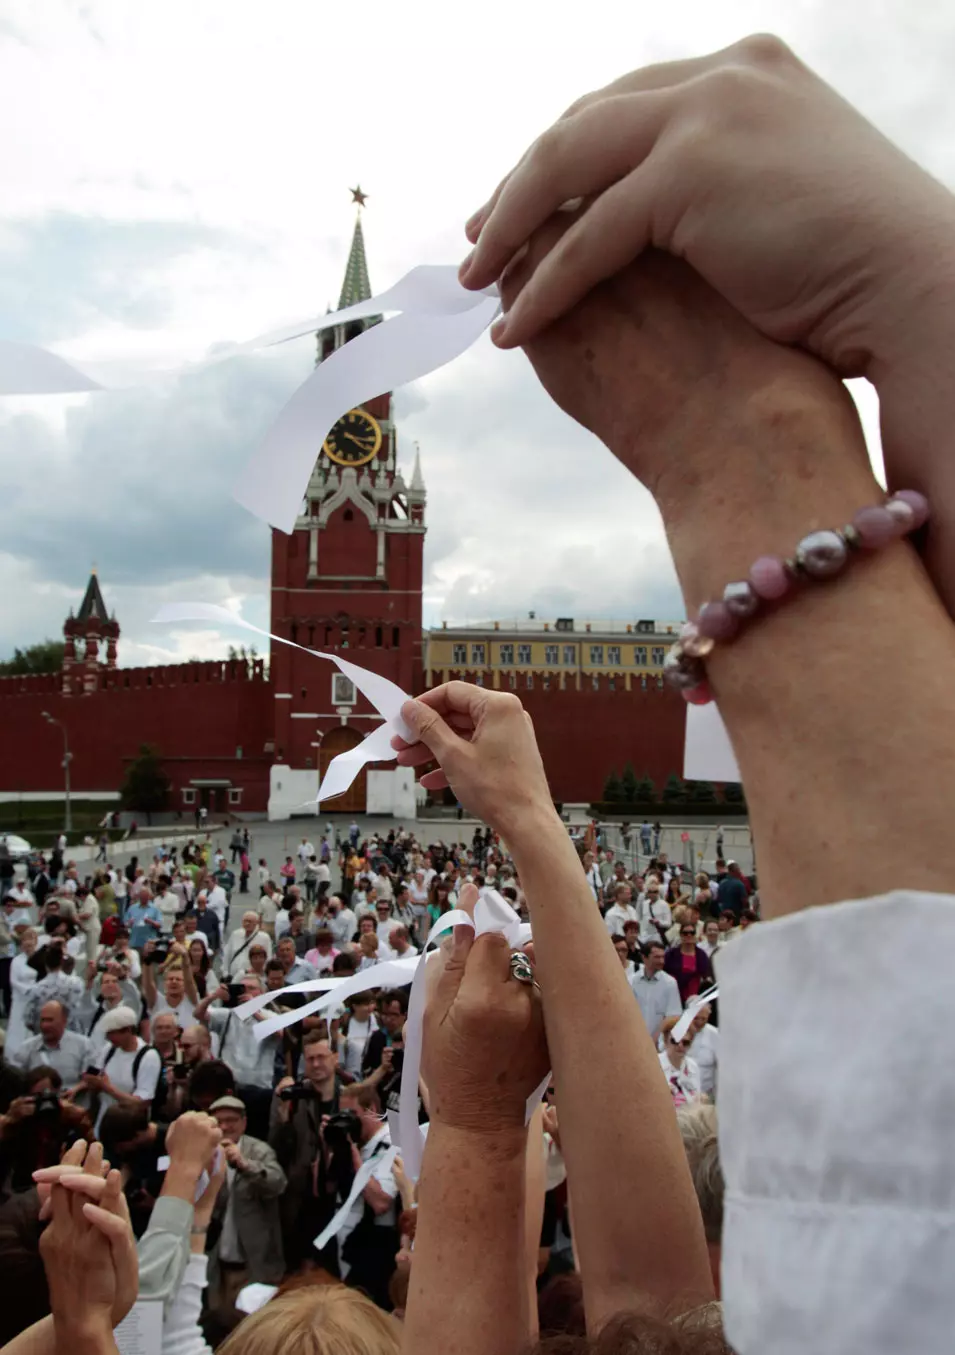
[{"xmin": 0, "ymin": 0, "xmax": 952, "ymax": 666}]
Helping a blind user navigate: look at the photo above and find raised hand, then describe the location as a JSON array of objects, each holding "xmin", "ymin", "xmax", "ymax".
[{"xmin": 40, "ymin": 1167, "xmax": 138, "ymax": 1333}]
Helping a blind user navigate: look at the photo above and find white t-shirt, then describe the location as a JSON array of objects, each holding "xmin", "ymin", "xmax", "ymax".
[
  {"xmin": 688, "ymin": 1022, "xmax": 719, "ymax": 1097},
  {"xmin": 150, "ymin": 993, "xmax": 195, "ymax": 1027},
  {"xmin": 257, "ymin": 892, "xmax": 278, "ymax": 925},
  {"xmin": 328, "ymin": 908, "xmax": 356, "ymax": 948},
  {"xmin": 340, "ymin": 1015, "xmax": 377, "ymax": 1076},
  {"xmin": 207, "ymin": 886, "xmax": 228, "ymax": 927},
  {"xmin": 297, "ymin": 842, "xmax": 314, "ymax": 864},
  {"xmin": 96, "ymin": 1039, "xmax": 162, "ymax": 1132},
  {"xmin": 337, "ymin": 1125, "xmax": 397, "ymax": 1275}
]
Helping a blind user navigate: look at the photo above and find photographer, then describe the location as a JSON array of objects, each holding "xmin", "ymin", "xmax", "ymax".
[
  {"xmin": 0, "ymin": 1064, "xmax": 92, "ymax": 1193},
  {"xmin": 361, "ymin": 990, "xmax": 408, "ymax": 1117},
  {"xmin": 142, "ymin": 940, "xmax": 199, "ymax": 1028},
  {"xmin": 194, "ymin": 972, "xmax": 281, "ymax": 1139},
  {"xmin": 334, "ymin": 1080, "xmax": 400, "ymax": 1310},
  {"xmin": 81, "ymin": 969, "xmax": 141, "ymax": 1045},
  {"xmin": 269, "ymin": 1030, "xmax": 342, "ymax": 1272}
]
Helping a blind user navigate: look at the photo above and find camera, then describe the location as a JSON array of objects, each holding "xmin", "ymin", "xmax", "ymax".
[
  {"xmin": 148, "ymin": 944, "xmax": 170, "ymax": 965},
  {"xmin": 172, "ymin": 1064, "xmax": 189, "ymax": 1082},
  {"xmin": 277, "ymin": 1080, "xmax": 318, "ymax": 1103},
  {"xmin": 322, "ymin": 1108, "xmax": 362, "ymax": 1151},
  {"xmin": 223, "ymin": 982, "xmax": 246, "ymax": 1009},
  {"xmin": 84, "ymin": 1065, "xmax": 101, "ymax": 1078},
  {"xmin": 32, "ymin": 1089, "xmax": 61, "ymax": 1119}
]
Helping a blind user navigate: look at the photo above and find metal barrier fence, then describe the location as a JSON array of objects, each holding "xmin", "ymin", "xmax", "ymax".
[{"xmin": 597, "ymin": 821, "xmax": 754, "ymax": 879}]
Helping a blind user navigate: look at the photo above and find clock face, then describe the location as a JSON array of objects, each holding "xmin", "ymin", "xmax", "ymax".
[{"xmin": 322, "ymin": 407, "xmax": 382, "ymax": 467}]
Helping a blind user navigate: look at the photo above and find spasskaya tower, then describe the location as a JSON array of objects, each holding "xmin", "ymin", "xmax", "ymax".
[{"xmin": 269, "ymin": 188, "xmax": 426, "ymax": 814}]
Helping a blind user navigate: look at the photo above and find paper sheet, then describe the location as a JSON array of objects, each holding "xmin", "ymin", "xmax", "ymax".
[
  {"xmin": 151, "ymin": 601, "xmax": 414, "ymax": 804},
  {"xmin": 113, "ymin": 1301, "xmax": 163, "ymax": 1355},
  {"xmin": 671, "ymin": 986, "xmax": 720, "ymax": 1044},
  {"xmin": 314, "ymin": 1143, "xmax": 401, "ymax": 1251},
  {"xmin": 683, "ymin": 702, "xmax": 741, "ymax": 783}
]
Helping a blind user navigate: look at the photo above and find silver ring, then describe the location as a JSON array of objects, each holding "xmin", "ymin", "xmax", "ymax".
[{"xmin": 509, "ymin": 951, "xmax": 535, "ymax": 986}]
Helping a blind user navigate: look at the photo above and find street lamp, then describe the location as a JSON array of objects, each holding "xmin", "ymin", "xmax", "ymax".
[{"xmin": 41, "ymin": 711, "xmax": 72, "ymax": 835}]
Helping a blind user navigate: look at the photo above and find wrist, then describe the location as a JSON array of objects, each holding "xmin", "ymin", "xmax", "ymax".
[
  {"xmin": 428, "ymin": 1119, "xmax": 527, "ymax": 1161},
  {"xmin": 162, "ymin": 1161, "xmax": 203, "ymax": 1200},
  {"xmin": 499, "ymin": 802, "xmax": 564, "ymax": 858}
]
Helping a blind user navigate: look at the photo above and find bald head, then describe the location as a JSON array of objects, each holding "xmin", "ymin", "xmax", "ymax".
[{"xmin": 39, "ymin": 1000, "xmax": 67, "ymax": 1043}]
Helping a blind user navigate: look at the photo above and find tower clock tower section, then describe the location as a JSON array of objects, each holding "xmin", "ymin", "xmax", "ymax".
[{"xmin": 269, "ymin": 190, "xmax": 426, "ymax": 813}]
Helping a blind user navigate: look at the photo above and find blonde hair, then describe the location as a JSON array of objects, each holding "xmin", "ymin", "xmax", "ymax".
[
  {"xmin": 676, "ymin": 1102, "xmax": 724, "ymax": 1245},
  {"xmin": 217, "ymin": 1281, "xmax": 400, "ymax": 1355}
]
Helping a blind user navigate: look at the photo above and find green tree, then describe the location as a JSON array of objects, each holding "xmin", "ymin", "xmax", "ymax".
[
  {"xmin": 722, "ymin": 781, "xmax": 747, "ymax": 806},
  {"xmin": 634, "ymin": 774, "xmax": 657, "ymax": 802},
  {"xmin": 686, "ymin": 779, "xmax": 717, "ymax": 802},
  {"xmin": 120, "ymin": 744, "xmax": 171, "ymax": 825},
  {"xmin": 603, "ymin": 770, "xmax": 624, "ymax": 803},
  {"xmin": 662, "ymin": 772, "xmax": 687, "ymax": 804},
  {"xmin": 0, "ymin": 639, "xmax": 65, "ymax": 676},
  {"xmin": 621, "ymin": 763, "xmax": 639, "ymax": 803}
]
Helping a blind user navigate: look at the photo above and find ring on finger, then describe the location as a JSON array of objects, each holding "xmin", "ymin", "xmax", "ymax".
[{"xmin": 509, "ymin": 950, "xmax": 537, "ymax": 987}]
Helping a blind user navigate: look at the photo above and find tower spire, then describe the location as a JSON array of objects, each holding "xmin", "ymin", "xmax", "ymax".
[{"xmin": 339, "ymin": 188, "xmax": 372, "ymax": 309}]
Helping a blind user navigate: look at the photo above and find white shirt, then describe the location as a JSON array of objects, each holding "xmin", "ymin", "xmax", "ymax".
[
  {"xmin": 604, "ymin": 902, "xmax": 640, "ymax": 935},
  {"xmin": 337, "ymin": 1125, "xmax": 398, "ymax": 1274},
  {"xmin": 630, "ymin": 967, "xmax": 682, "ymax": 1036},
  {"xmin": 154, "ymin": 890, "xmax": 180, "ymax": 931},
  {"xmin": 95, "ymin": 1038, "xmax": 162, "ymax": 1133},
  {"xmin": 207, "ymin": 886, "xmax": 228, "ymax": 927},
  {"xmin": 688, "ymin": 1022, "xmax": 719, "ymax": 1098},
  {"xmin": 257, "ymin": 864, "xmax": 270, "ymax": 889},
  {"xmin": 659, "ymin": 1049, "xmax": 701, "ymax": 1103},
  {"xmin": 340, "ymin": 1014, "xmax": 377, "ymax": 1076},
  {"xmin": 224, "ymin": 927, "xmax": 273, "ymax": 977},
  {"xmin": 150, "ymin": 993, "xmax": 195, "ymax": 1027},
  {"xmin": 207, "ymin": 1006, "xmax": 280, "ymax": 1089},
  {"xmin": 327, "ymin": 908, "xmax": 357, "ymax": 948},
  {"xmin": 297, "ymin": 842, "xmax": 314, "ymax": 863},
  {"xmin": 9, "ymin": 884, "xmax": 34, "ymax": 906},
  {"xmin": 257, "ymin": 892, "xmax": 278, "ymax": 925}
]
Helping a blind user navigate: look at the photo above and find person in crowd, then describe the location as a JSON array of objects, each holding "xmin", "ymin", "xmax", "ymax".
[
  {"xmin": 215, "ymin": 1282, "xmax": 400, "ymax": 1355},
  {"xmin": 630, "ymin": 941, "xmax": 682, "ymax": 1040},
  {"xmin": 23, "ymin": 942, "xmax": 84, "ymax": 1034},
  {"xmin": 716, "ymin": 910, "xmax": 738, "ymax": 942},
  {"xmin": 388, "ymin": 925, "xmax": 417, "ymax": 958},
  {"xmin": 639, "ymin": 876, "xmax": 672, "ymax": 943},
  {"xmin": 687, "ymin": 1003, "xmax": 720, "ymax": 1100},
  {"xmin": 194, "ymin": 973, "xmax": 281, "ymax": 1140},
  {"xmin": 610, "ymin": 933, "xmax": 637, "ymax": 980},
  {"xmin": 124, "ymin": 886, "xmax": 163, "ymax": 950},
  {"xmin": 81, "ymin": 969, "xmax": 136, "ymax": 1046},
  {"xmin": 665, "ymin": 922, "xmax": 715, "ymax": 1005},
  {"xmin": 141, "ymin": 942, "xmax": 198, "ymax": 1027},
  {"xmin": 153, "ymin": 875, "xmax": 181, "ymax": 933},
  {"xmin": 187, "ymin": 936, "xmax": 214, "ymax": 998},
  {"xmin": 274, "ymin": 934, "xmax": 315, "ymax": 985},
  {"xmin": 304, "ymin": 926, "xmax": 338, "ymax": 974},
  {"xmin": 224, "ymin": 910, "xmax": 273, "ymax": 978},
  {"xmin": 327, "ymin": 894, "xmax": 357, "ymax": 950},
  {"xmin": 180, "ymin": 1022, "xmax": 215, "ymax": 1068},
  {"xmin": 338, "ymin": 993, "xmax": 378, "ymax": 1079},
  {"xmin": 699, "ymin": 918, "xmax": 723, "ymax": 961},
  {"xmin": 287, "ymin": 908, "xmax": 311, "ymax": 957},
  {"xmin": 79, "ymin": 1004, "xmax": 163, "ymax": 1135},
  {"xmin": 334, "ymin": 1080, "xmax": 400, "ymax": 1309},
  {"xmin": 660, "ymin": 1023, "xmax": 704, "ymax": 1108},
  {"xmin": 207, "ymin": 875, "xmax": 229, "ymax": 931},
  {"xmin": 8, "ymin": 999, "xmax": 94, "ymax": 1083},
  {"xmin": 207, "ymin": 1094, "xmax": 287, "ymax": 1329},
  {"xmin": 716, "ymin": 861, "xmax": 749, "ymax": 920},
  {"xmin": 604, "ymin": 882, "xmax": 640, "ymax": 936},
  {"xmin": 5, "ymin": 924, "xmax": 38, "ymax": 1051},
  {"xmin": 270, "ymin": 1031, "xmax": 344, "ymax": 1272},
  {"xmin": 190, "ymin": 889, "xmax": 222, "ymax": 953}
]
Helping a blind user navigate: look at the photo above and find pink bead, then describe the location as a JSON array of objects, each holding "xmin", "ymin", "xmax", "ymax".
[
  {"xmin": 748, "ymin": 554, "xmax": 790, "ymax": 601},
  {"xmin": 885, "ymin": 498, "xmax": 914, "ymax": 529},
  {"xmin": 853, "ymin": 505, "xmax": 897, "ymax": 549},
  {"xmin": 682, "ymin": 680, "xmax": 713, "ymax": 705},
  {"xmin": 697, "ymin": 600, "xmax": 739, "ymax": 642},
  {"xmin": 890, "ymin": 490, "xmax": 929, "ymax": 530}
]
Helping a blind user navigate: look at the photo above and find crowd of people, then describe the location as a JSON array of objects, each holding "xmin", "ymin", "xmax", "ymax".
[{"xmin": 1, "ymin": 28, "xmax": 953, "ymax": 1355}]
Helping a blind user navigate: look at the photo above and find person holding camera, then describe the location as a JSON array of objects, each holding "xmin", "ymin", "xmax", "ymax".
[
  {"xmin": 193, "ymin": 972, "xmax": 281, "ymax": 1140},
  {"xmin": 142, "ymin": 937, "xmax": 198, "ymax": 1011},
  {"xmin": 333, "ymin": 1080, "xmax": 400, "ymax": 1311},
  {"xmin": 23, "ymin": 941, "xmax": 84, "ymax": 1034},
  {"xmin": 269, "ymin": 1030, "xmax": 343, "ymax": 1273},
  {"xmin": 80, "ymin": 1005, "xmax": 163, "ymax": 1136},
  {"xmin": 0, "ymin": 1064, "xmax": 93, "ymax": 1193}
]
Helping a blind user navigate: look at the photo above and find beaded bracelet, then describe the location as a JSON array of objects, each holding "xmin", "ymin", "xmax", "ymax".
[{"xmin": 665, "ymin": 489, "xmax": 930, "ymax": 705}]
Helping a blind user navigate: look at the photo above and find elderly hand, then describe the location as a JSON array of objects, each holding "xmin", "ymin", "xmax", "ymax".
[
  {"xmin": 165, "ymin": 1110, "xmax": 222, "ymax": 1173},
  {"xmin": 393, "ymin": 686, "xmax": 553, "ymax": 840},
  {"xmin": 461, "ymin": 34, "xmax": 955, "ymax": 382},
  {"xmin": 40, "ymin": 1165, "xmax": 138, "ymax": 1331},
  {"xmin": 423, "ymin": 922, "xmax": 548, "ymax": 1134}
]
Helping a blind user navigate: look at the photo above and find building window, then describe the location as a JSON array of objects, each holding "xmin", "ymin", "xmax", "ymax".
[
  {"xmin": 563, "ymin": 644, "xmax": 576, "ymax": 666},
  {"xmin": 228, "ymin": 788, "xmax": 243, "ymax": 805},
  {"xmin": 651, "ymin": 646, "xmax": 666, "ymax": 666},
  {"xmin": 471, "ymin": 643, "xmax": 486, "ymax": 665},
  {"xmin": 182, "ymin": 788, "xmax": 196, "ymax": 805},
  {"xmin": 545, "ymin": 644, "xmax": 558, "ymax": 665},
  {"xmin": 608, "ymin": 676, "xmax": 616, "ymax": 690},
  {"xmin": 499, "ymin": 643, "xmax": 514, "ymax": 665},
  {"xmin": 518, "ymin": 643, "xmax": 532, "ymax": 664},
  {"xmin": 526, "ymin": 673, "xmax": 534, "ymax": 689},
  {"xmin": 542, "ymin": 674, "xmax": 552, "ymax": 690},
  {"xmin": 590, "ymin": 645, "xmax": 604, "ymax": 666},
  {"xmin": 608, "ymin": 645, "xmax": 621, "ymax": 665},
  {"xmin": 508, "ymin": 673, "xmax": 518, "ymax": 690},
  {"xmin": 475, "ymin": 674, "xmax": 485, "ymax": 686},
  {"xmin": 555, "ymin": 617, "xmax": 574, "ymax": 632},
  {"xmin": 453, "ymin": 644, "xmax": 466, "ymax": 664},
  {"xmin": 635, "ymin": 646, "xmax": 648, "ymax": 666},
  {"xmin": 332, "ymin": 674, "xmax": 356, "ymax": 706},
  {"xmin": 637, "ymin": 620, "xmax": 654, "ymax": 633},
  {"xmin": 592, "ymin": 674, "xmax": 599, "ymax": 690}
]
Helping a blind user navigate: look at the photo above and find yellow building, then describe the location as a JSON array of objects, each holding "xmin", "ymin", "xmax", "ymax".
[{"xmin": 424, "ymin": 615, "xmax": 683, "ymax": 692}]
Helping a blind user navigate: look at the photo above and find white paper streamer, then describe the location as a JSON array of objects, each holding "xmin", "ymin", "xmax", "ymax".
[
  {"xmin": 0, "ymin": 265, "xmax": 500, "ymax": 534},
  {"xmin": 683, "ymin": 703, "xmax": 741, "ymax": 783},
  {"xmin": 151, "ymin": 601, "xmax": 414, "ymax": 804},
  {"xmin": 234, "ymin": 1283, "xmax": 279, "ymax": 1316},
  {"xmin": 313, "ymin": 1143, "xmax": 401, "ymax": 1252},
  {"xmin": 671, "ymin": 985, "xmax": 720, "ymax": 1044}
]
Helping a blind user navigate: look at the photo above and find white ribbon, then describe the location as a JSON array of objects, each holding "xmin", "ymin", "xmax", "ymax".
[
  {"xmin": 0, "ymin": 265, "xmax": 500, "ymax": 534},
  {"xmin": 234, "ymin": 1283, "xmax": 279, "ymax": 1316},
  {"xmin": 151, "ymin": 601, "xmax": 414, "ymax": 804},
  {"xmin": 313, "ymin": 1142, "xmax": 401, "ymax": 1252},
  {"xmin": 671, "ymin": 985, "xmax": 720, "ymax": 1044},
  {"xmin": 235, "ymin": 886, "xmax": 544, "ymax": 1182}
]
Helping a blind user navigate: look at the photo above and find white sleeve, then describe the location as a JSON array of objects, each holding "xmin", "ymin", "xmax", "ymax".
[
  {"xmin": 719, "ymin": 890, "xmax": 955, "ymax": 1355},
  {"xmin": 664, "ymin": 976, "xmax": 682, "ymax": 1019},
  {"xmin": 160, "ymin": 1253, "xmax": 212, "ymax": 1355},
  {"xmin": 134, "ymin": 1047, "xmax": 162, "ymax": 1102}
]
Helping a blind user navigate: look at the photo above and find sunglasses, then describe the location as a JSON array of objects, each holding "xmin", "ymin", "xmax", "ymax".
[
  {"xmin": 680, "ymin": 930, "xmax": 696, "ymax": 937},
  {"xmin": 670, "ymin": 1037, "xmax": 691, "ymax": 1048}
]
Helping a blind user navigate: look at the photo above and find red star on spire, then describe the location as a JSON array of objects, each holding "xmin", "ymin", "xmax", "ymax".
[{"xmin": 349, "ymin": 185, "xmax": 368, "ymax": 208}]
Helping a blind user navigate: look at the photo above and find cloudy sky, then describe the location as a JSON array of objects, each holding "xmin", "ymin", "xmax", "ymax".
[{"xmin": 0, "ymin": 0, "xmax": 951, "ymax": 665}]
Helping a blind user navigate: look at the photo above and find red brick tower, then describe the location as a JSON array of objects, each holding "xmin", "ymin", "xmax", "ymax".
[
  {"xmin": 63, "ymin": 569, "xmax": 120, "ymax": 696},
  {"xmin": 269, "ymin": 191, "xmax": 426, "ymax": 812}
]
